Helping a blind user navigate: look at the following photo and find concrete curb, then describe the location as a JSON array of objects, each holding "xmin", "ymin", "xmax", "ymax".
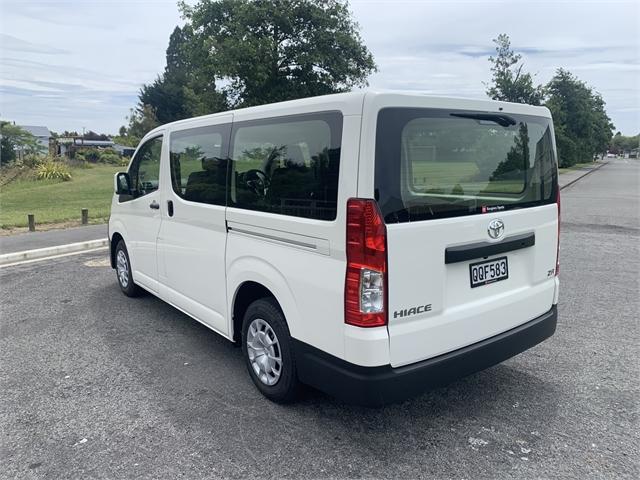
[
  {"xmin": 0, "ymin": 238, "xmax": 108, "ymax": 266},
  {"xmin": 560, "ymin": 161, "xmax": 609, "ymax": 190}
]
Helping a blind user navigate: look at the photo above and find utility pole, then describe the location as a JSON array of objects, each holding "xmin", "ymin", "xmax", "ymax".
[{"xmin": 82, "ymin": 126, "xmax": 85, "ymax": 146}]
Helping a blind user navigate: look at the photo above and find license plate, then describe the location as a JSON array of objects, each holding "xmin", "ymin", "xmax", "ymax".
[{"xmin": 469, "ymin": 257, "xmax": 509, "ymax": 288}]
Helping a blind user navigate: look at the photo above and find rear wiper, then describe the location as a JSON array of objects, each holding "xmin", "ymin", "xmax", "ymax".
[{"xmin": 450, "ymin": 112, "xmax": 517, "ymax": 127}]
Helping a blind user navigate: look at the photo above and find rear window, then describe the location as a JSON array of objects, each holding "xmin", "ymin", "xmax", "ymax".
[{"xmin": 375, "ymin": 108, "xmax": 558, "ymax": 223}]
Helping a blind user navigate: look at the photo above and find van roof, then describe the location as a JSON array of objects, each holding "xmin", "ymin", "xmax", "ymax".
[{"xmin": 144, "ymin": 90, "xmax": 551, "ymax": 137}]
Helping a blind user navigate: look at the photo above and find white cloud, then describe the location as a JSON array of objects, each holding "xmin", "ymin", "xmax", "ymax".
[
  {"xmin": 0, "ymin": 0, "xmax": 638, "ymax": 134},
  {"xmin": 350, "ymin": 0, "xmax": 640, "ymax": 133},
  {"xmin": 0, "ymin": 0, "xmax": 182, "ymax": 132}
]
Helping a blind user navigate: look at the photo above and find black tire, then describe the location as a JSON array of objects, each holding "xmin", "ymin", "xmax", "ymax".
[
  {"xmin": 241, "ymin": 297, "xmax": 300, "ymax": 403},
  {"xmin": 114, "ymin": 240, "xmax": 142, "ymax": 297}
]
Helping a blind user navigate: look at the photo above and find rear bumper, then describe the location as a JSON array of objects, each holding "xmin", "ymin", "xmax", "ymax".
[{"xmin": 293, "ymin": 305, "xmax": 557, "ymax": 406}]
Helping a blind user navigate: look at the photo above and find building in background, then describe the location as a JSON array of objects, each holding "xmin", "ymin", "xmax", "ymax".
[
  {"xmin": 19, "ymin": 125, "xmax": 51, "ymax": 153},
  {"xmin": 53, "ymin": 137, "xmax": 135, "ymax": 158},
  {"xmin": 56, "ymin": 137, "xmax": 115, "ymax": 156}
]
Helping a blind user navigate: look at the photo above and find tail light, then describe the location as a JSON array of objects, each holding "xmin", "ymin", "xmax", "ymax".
[
  {"xmin": 345, "ymin": 198, "xmax": 388, "ymax": 327},
  {"xmin": 555, "ymin": 189, "xmax": 560, "ymax": 276}
]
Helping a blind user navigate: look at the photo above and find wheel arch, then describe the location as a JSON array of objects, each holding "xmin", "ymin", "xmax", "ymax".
[
  {"xmin": 109, "ymin": 232, "xmax": 125, "ymax": 269},
  {"xmin": 227, "ymin": 258, "xmax": 300, "ymax": 344},
  {"xmin": 108, "ymin": 217, "xmax": 128, "ymax": 269}
]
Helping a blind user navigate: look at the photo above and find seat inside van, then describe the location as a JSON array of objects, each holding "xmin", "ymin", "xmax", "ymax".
[
  {"xmin": 184, "ymin": 157, "xmax": 227, "ymax": 205},
  {"xmin": 269, "ymin": 144, "xmax": 314, "ymax": 205}
]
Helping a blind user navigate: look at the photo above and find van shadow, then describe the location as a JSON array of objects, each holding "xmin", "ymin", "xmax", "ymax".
[{"xmin": 93, "ymin": 284, "xmax": 561, "ymax": 459}]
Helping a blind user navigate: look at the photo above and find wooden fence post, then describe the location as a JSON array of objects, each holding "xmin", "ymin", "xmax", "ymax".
[
  {"xmin": 81, "ymin": 208, "xmax": 88, "ymax": 225},
  {"xmin": 28, "ymin": 214, "xmax": 35, "ymax": 232}
]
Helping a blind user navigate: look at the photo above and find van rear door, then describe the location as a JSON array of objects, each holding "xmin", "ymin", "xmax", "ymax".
[{"xmin": 373, "ymin": 106, "xmax": 559, "ymax": 367}]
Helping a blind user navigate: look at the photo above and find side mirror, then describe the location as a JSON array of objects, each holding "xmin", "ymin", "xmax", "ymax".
[{"xmin": 114, "ymin": 172, "xmax": 131, "ymax": 195}]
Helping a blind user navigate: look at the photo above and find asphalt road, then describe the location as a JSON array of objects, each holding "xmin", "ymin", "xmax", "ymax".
[
  {"xmin": 0, "ymin": 225, "xmax": 107, "ymax": 255},
  {"xmin": 1, "ymin": 159, "xmax": 638, "ymax": 479}
]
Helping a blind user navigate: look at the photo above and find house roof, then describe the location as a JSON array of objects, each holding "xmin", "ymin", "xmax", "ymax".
[{"xmin": 20, "ymin": 125, "xmax": 51, "ymax": 138}]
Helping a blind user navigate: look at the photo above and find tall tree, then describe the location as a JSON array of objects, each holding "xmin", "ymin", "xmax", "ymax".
[
  {"xmin": 125, "ymin": 0, "xmax": 375, "ymax": 139},
  {"xmin": 181, "ymin": 0, "xmax": 376, "ymax": 108},
  {"xmin": 486, "ymin": 34, "xmax": 544, "ymax": 105},
  {"xmin": 121, "ymin": 25, "xmax": 227, "ymax": 141},
  {"xmin": 545, "ymin": 68, "xmax": 614, "ymax": 167},
  {"xmin": 139, "ymin": 25, "xmax": 228, "ymax": 124}
]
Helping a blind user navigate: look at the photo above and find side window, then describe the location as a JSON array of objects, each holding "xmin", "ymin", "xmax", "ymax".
[
  {"xmin": 129, "ymin": 136, "xmax": 162, "ymax": 198},
  {"xmin": 229, "ymin": 112, "xmax": 342, "ymax": 221},
  {"xmin": 169, "ymin": 125, "xmax": 229, "ymax": 206}
]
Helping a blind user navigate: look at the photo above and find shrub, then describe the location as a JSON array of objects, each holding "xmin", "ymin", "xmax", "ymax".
[
  {"xmin": 36, "ymin": 161, "xmax": 72, "ymax": 181},
  {"xmin": 98, "ymin": 151, "xmax": 121, "ymax": 164},
  {"xmin": 22, "ymin": 154, "xmax": 47, "ymax": 168},
  {"xmin": 75, "ymin": 148, "xmax": 101, "ymax": 162},
  {"xmin": 73, "ymin": 147, "xmax": 123, "ymax": 164}
]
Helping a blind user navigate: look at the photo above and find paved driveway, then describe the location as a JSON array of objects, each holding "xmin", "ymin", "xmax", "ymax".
[{"xmin": 1, "ymin": 159, "xmax": 637, "ymax": 479}]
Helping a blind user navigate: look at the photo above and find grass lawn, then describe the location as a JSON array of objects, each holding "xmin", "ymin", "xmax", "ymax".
[
  {"xmin": 0, "ymin": 157, "xmax": 599, "ymax": 229},
  {"xmin": 411, "ymin": 162, "xmax": 524, "ymax": 194},
  {"xmin": 0, "ymin": 164, "xmax": 121, "ymax": 229},
  {"xmin": 558, "ymin": 161, "xmax": 596, "ymax": 175},
  {"xmin": 411, "ymin": 161, "xmax": 479, "ymax": 185}
]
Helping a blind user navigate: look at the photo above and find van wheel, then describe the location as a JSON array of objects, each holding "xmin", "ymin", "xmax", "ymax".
[
  {"xmin": 241, "ymin": 298, "xmax": 299, "ymax": 403},
  {"xmin": 115, "ymin": 240, "xmax": 142, "ymax": 297}
]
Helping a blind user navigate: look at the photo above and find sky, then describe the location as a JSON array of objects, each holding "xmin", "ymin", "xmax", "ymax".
[{"xmin": 1, "ymin": 0, "xmax": 638, "ymax": 135}]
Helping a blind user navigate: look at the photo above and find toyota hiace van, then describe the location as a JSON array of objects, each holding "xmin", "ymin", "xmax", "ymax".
[{"xmin": 109, "ymin": 92, "xmax": 560, "ymax": 405}]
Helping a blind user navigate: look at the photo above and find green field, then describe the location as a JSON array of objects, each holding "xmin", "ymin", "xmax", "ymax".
[
  {"xmin": 0, "ymin": 164, "xmax": 121, "ymax": 228},
  {"xmin": 0, "ymin": 158, "xmax": 598, "ymax": 229},
  {"xmin": 411, "ymin": 162, "xmax": 524, "ymax": 194}
]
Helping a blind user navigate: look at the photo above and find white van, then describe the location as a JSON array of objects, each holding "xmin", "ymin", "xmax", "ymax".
[{"xmin": 109, "ymin": 92, "xmax": 559, "ymax": 405}]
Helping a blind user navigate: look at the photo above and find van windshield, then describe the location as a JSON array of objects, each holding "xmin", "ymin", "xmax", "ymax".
[{"xmin": 375, "ymin": 108, "xmax": 558, "ymax": 223}]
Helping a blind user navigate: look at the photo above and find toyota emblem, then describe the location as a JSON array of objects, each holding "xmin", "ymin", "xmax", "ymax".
[{"xmin": 488, "ymin": 219, "xmax": 505, "ymax": 239}]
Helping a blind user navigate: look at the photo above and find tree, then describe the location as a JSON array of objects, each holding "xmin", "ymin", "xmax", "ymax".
[
  {"xmin": 0, "ymin": 122, "xmax": 17, "ymax": 165},
  {"xmin": 491, "ymin": 122, "xmax": 530, "ymax": 180},
  {"xmin": 486, "ymin": 34, "xmax": 544, "ymax": 105},
  {"xmin": 545, "ymin": 69, "xmax": 614, "ymax": 167},
  {"xmin": 126, "ymin": 0, "xmax": 376, "ymax": 136},
  {"xmin": 0, "ymin": 122, "xmax": 45, "ymax": 166},
  {"xmin": 140, "ymin": 27, "xmax": 197, "ymax": 124},
  {"xmin": 121, "ymin": 105, "xmax": 159, "ymax": 144},
  {"xmin": 122, "ymin": 22, "xmax": 229, "ymax": 139},
  {"xmin": 609, "ymin": 132, "xmax": 640, "ymax": 154},
  {"xmin": 182, "ymin": 0, "xmax": 376, "ymax": 108},
  {"xmin": 61, "ymin": 130, "xmax": 80, "ymax": 137},
  {"xmin": 83, "ymin": 130, "xmax": 110, "ymax": 141}
]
